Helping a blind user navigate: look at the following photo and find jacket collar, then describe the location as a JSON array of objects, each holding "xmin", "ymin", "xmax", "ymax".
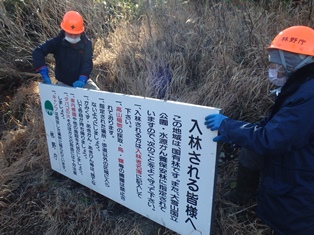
[{"xmin": 59, "ymin": 30, "xmax": 86, "ymax": 50}]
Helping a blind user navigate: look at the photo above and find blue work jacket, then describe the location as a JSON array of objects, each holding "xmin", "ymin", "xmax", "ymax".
[
  {"xmin": 32, "ymin": 31, "xmax": 93, "ymax": 86},
  {"xmin": 218, "ymin": 63, "xmax": 314, "ymax": 235}
]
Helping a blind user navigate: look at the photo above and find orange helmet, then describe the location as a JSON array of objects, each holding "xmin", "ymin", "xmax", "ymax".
[
  {"xmin": 60, "ymin": 11, "xmax": 84, "ymax": 34},
  {"xmin": 267, "ymin": 26, "xmax": 314, "ymax": 56}
]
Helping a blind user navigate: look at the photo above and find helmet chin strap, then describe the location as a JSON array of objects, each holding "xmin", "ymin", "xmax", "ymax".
[
  {"xmin": 279, "ymin": 50, "xmax": 314, "ymax": 75},
  {"xmin": 294, "ymin": 56, "xmax": 314, "ymax": 71},
  {"xmin": 279, "ymin": 50, "xmax": 288, "ymax": 73}
]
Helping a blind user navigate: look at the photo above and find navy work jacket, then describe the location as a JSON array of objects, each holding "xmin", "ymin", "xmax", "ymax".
[
  {"xmin": 32, "ymin": 31, "xmax": 93, "ymax": 86},
  {"xmin": 218, "ymin": 63, "xmax": 314, "ymax": 235}
]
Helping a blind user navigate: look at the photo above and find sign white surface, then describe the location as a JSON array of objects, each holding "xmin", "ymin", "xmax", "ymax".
[{"xmin": 39, "ymin": 83, "xmax": 220, "ymax": 235}]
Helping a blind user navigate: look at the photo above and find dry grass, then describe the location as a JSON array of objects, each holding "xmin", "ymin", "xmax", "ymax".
[{"xmin": 1, "ymin": 0, "xmax": 314, "ymax": 234}]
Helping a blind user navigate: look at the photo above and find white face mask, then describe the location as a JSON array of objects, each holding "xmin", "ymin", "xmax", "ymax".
[
  {"xmin": 268, "ymin": 67, "xmax": 287, "ymax": 87},
  {"xmin": 65, "ymin": 36, "xmax": 81, "ymax": 44}
]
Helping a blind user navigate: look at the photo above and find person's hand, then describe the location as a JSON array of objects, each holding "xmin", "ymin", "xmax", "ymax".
[
  {"xmin": 204, "ymin": 114, "xmax": 227, "ymax": 131},
  {"xmin": 73, "ymin": 75, "xmax": 88, "ymax": 88},
  {"xmin": 38, "ymin": 66, "xmax": 51, "ymax": 84}
]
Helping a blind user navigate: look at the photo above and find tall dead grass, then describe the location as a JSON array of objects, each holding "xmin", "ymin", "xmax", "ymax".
[
  {"xmin": 97, "ymin": 0, "xmax": 314, "ymax": 121},
  {"xmin": 1, "ymin": 0, "xmax": 314, "ymax": 234}
]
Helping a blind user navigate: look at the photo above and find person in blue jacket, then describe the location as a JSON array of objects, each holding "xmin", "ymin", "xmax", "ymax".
[
  {"xmin": 204, "ymin": 25, "xmax": 314, "ymax": 235},
  {"xmin": 149, "ymin": 40, "xmax": 172, "ymax": 99},
  {"xmin": 32, "ymin": 11, "xmax": 99, "ymax": 90},
  {"xmin": 151, "ymin": 63, "xmax": 172, "ymax": 99}
]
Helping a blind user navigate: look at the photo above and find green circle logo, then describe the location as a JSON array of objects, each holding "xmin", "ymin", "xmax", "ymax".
[{"xmin": 44, "ymin": 100, "xmax": 54, "ymax": 116}]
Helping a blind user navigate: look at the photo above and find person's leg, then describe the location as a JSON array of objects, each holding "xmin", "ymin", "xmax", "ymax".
[
  {"xmin": 238, "ymin": 147, "xmax": 264, "ymax": 171},
  {"xmin": 84, "ymin": 80, "xmax": 100, "ymax": 90},
  {"xmin": 224, "ymin": 148, "xmax": 262, "ymax": 205},
  {"xmin": 57, "ymin": 80, "xmax": 100, "ymax": 90},
  {"xmin": 56, "ymin": 81, "xmax": 71, "ymax": 87}
]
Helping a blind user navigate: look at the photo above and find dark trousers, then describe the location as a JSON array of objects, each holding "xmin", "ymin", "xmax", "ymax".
[{"xmin": 238, "ymin": 148, "xmax": 264, "ymax": 172}]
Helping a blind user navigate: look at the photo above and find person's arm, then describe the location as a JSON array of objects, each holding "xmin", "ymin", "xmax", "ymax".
[
  {"xmin": 73, "ymin": 35, "xmax": 93, "ymax": 88},
  {"xmin": 79, "ymin": 37, "xmax": 93, "ymax": 79},
  {"xmin": 32, "ymin": 37, "xmax": 57, "ymax": 70},
  {"xmin": 32, "ymin": 37, "xmax": 58, "ymax": 84},
  {"xmin": 218, "ymin": 90, "xmax": 314, "ymax": 156}
]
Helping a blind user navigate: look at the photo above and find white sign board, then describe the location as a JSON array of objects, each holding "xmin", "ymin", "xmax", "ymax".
[{"xmin": 39, "ymin": 83, "xmax": 220, "ymax": 235}]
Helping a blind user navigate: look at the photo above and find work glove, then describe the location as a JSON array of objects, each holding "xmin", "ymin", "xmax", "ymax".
[
  {"xmin": 38, "ymin": 66, "xmax": 52, "ymax": 84},
  {"xmin": 204, "ymin": 114, "xmax": 227, "ymax": 131},
  {"xmin": 73, "ymin": 75, "xmax": 88, "ymax": 88}
]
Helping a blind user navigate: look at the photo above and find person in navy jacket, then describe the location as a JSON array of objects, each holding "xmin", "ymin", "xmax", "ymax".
[
  {"xmin": 32, "ymin": 11, "xmax": 99, "ymax": 90},
  {"xmin": 205, "ymin": 26, "xmax": 314, "ymax": 235}
]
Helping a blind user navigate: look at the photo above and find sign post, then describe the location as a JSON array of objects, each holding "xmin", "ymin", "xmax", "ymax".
[{"xmin": 39, "ymin": 84, "xmax": 220, "ymax": 235}]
